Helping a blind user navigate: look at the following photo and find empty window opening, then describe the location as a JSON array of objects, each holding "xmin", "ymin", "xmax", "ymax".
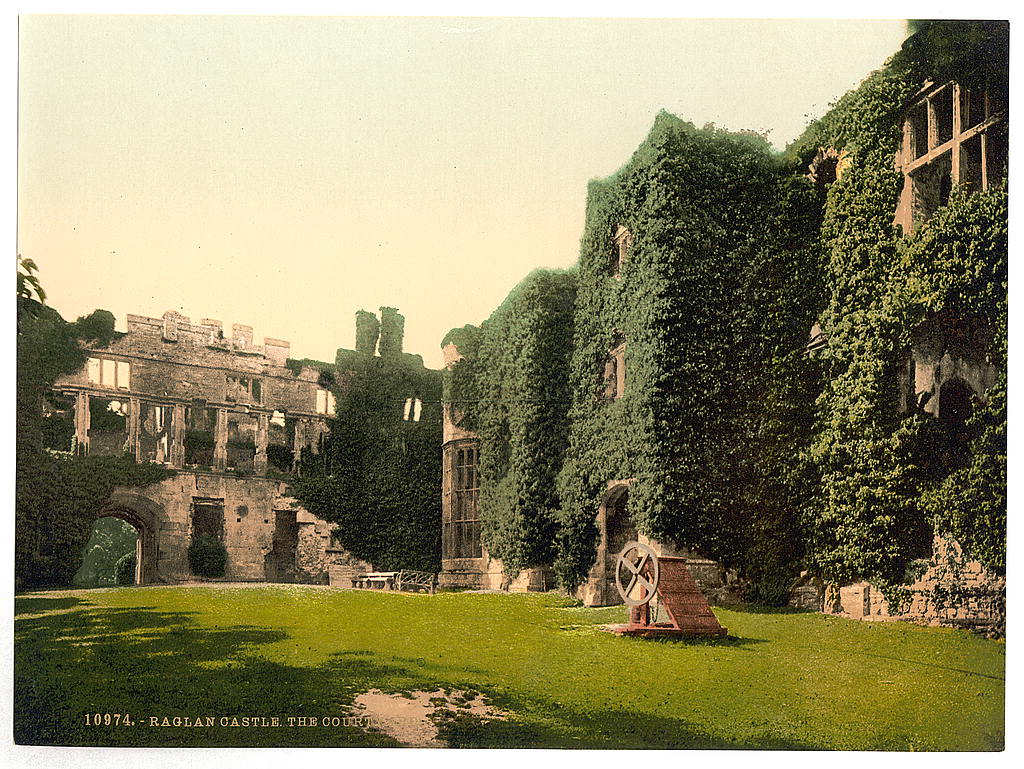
[
  {"xmin": 901, "ymin": 82, "xmax": 1007, "ymax": 228},
  {"xmin": 612, "ymin": 226, "xmax": 633, "ymax": 275},
  {"xmin": 42, "ymin": 392, "xmax": 76, "ymax": 453},
  {"xmin": 191, "ymin": 498, "xmax": 225, "ymax": 541},
  {"xmin": 933, "ymin": 86, "xmax": 954, "ymax": 146},
  {"xmin": 184, "ymin": 406, "xmax": 218, "ymax": 468},
  {"xmin": 403, "ymin": 397, "xmax": 423, "ymax": 422},
  {"xmin": 226, "ymin": 375, "xmax": 262, "ymax": 404},
  {"xmin": 601, "ymin": 335, "xmax": 626, "ymax": 401},
  {"xmin": 909, "ymin": 102, "xmax": 929, "ymax": 158},
  {"xmin": 140, "ymin": 402, "xmax": 175, "ymax": 464},
  {"xmin": 88, "ymin": 397, "xmax": 130, "ymax": 456},
  {"xmin": 226, "ymin": 412, "xmax": 258, "ymax": 473},
  {"xmin": 959, "ymin": 134, "xmax": 984, "ymax": 192},
  {"xmin": 267, "ymin": 414, "xmax": 296, "ymax": 473},
  {"xmin": 87, "ymin": 357, "xmax": 131, "ymax": 390},
  {"xmin": 960, "ymin": 86, "xmax": 986, "ymax": 131},
  {"xmin": 911, "ymin": 152, "xmax": 953, "ymax": 224},
  {"xmin": 316, "ymin": 387, "xmax": 336, "ymax": 416},
  {"xmin": 986, "ymin": 125, "xmax": 1008, "ymax": 188}
]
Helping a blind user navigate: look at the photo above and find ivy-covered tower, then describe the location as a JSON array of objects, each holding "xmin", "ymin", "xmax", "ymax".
[{"xmin": 554, "ymin": 115, "xmax": 821, "ymax": 606}]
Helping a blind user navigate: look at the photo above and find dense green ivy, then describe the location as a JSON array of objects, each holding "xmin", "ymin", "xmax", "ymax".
[
  {"xmin": 295, "ymin": 309, "xmax": 442, "ymax": 571},
  {"xmin": 549, "ymin": 114, "xmax": 823, "ymax": 597},
  {"xmin": 793, "ymin": 23, "xmax": 1007, "ymax": 601},
  {"xmin": 443, "ymin": 21, "xmax": 1006, "ymax": 603},
  {"xmin": 444, "ymin": 270, "xmax": 577, "ymax": 575}
]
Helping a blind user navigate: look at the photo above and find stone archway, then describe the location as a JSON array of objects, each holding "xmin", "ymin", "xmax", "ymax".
[
  {"xmin": 94, "ymin": 489, "xmax": 165, "ymax": 585},
  {"xmin": 578, "ymin": 480, "xmax": 637, "ymax": 606},
  {"xmin": 603, "ymin": 485, "xmax": 637, "ymax": 603}
]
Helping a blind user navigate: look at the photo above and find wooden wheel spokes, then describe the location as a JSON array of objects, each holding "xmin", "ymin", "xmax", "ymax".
[{"xmin": 615, "ymin": 541, "xmax": 660, "ymax": 606}]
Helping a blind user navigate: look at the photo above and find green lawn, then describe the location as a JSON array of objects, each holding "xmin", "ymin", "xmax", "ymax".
[{"xmin": 14, "ymin": 585, "xmax": 1004, "ymax": 750}]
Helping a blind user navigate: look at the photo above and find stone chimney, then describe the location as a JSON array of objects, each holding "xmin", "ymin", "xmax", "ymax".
[
  {"xmin": 264, "ymin": 337, "xmax": 291, "ymax": 366},
  {"xmin": 232, "ymin": 323, "xmax": 253, "ymax": 349},
  {"xmin": 201, "ymin": 318, "xmax": 223, "ymax": 340},
  {"xmin": 442, "ymin": 342, "xmax": 465, "ymax": 369}
]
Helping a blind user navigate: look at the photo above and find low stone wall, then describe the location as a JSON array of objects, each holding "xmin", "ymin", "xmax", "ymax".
[
  {"xmin": 815, "ymin": 536, "xmax": 1005, "ymax": 636},
  {"xmin": 508, "ymin": 567, "xmax": 555, "ymax": 593},
  {"xmin": 439, "ymin": 554, "xmax": 507, "ymax": 590},
  {"xmin": 901, "ymin": 538, "xmax": 1005, "ymax": 635},
  {"xmin": 112, "ymin": 473, "xmax": 366, "ymax": 586},
  {"xmin": 326, "ymin": 549, "xmax": 377, "ymax": 587}
]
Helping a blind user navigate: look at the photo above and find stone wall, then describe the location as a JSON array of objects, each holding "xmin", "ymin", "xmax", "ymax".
[
  {"xmin": 327, "ymin": 549, "xmax": 377, "ymax": 588},
  {"xmin": 901, "ymin": 537, "xmax": 1005, "ymax": 635},
  {"xmin": 817, "ymin": 535, "xmax": 1005, "ymax": 636},
  {"xmin": 110, "ymin": 472, "xmax": 366, "ymax": 585},
  {"xmin": 439, "ymin": 554, "xmax": 507, "ymax": 590},
  {"xmin": 58, "ymin": 312, "xmax": 335, "ymax": 416}
]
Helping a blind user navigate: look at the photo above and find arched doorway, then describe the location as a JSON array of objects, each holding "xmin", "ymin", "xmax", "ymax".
[
  {"xmin": 939, "ymin": 378, "xmax": 974, "ymax": 424},
  {"xmin": 604, "ymin": 486, "xmax": 637, "ymax": 597},
  {"xmin": 74, "ymin": 516, "xmax": 140, "ymax": 587},
  {"xmin": 588, "ymin": 482, "xmax": 637, "ymax": 606},
  {"xmin": 91, "ymin": 489, "xmax": 164, "ymax": 585}
]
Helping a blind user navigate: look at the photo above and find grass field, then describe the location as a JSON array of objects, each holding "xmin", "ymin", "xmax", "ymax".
[{"xmin": 14, "ymin": 585, "xmax": 1004, "ymax": 750}]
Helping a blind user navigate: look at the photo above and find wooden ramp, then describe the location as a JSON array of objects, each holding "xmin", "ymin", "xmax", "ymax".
[{"xmin": 609, "ymin": 556, "xmax": 726, "ymax": 638}]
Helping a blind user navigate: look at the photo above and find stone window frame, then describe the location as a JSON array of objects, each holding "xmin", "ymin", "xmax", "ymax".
[
  {"xmin": 601, "ymin": 334, "xmax": 627, "ymax": 401},
  {"xmin": 190, "ymin": 496, "xmax": 225, "ymax": 543},
  {"xmin": 139, "ymin": 401, "xmax": 174, "ymax": 464},
  {"xmin": 315, "ymin": 387, "xmax": 336, "ymax": 416},
  {"xmin": 897, "ymin": 80, "xmax": 1007, "ymax": 229},
  {"xmin": 226, "ymin": 374, "xmax": 263, "ymax": 405},
  {"xmin": 86, "ymin": 357, "xmax": 131, "ymax": 390},
  {"xmin": 612, "ymin": 225, "xmax": 633, "ymax": 276},
  {"xmin": 402, "ymin": 397, "xmax": 422, "ymax": 422},
  {"xmin": 444, "ymin": 441, "xmax": 482, "ymax": 559}
]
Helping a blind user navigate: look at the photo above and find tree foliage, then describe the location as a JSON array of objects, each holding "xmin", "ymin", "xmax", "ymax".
[
  {"xmin": 16, "ymin": 264, "xmax": 174, "ymax": 590},
  {"xmin": 74, "ymin": 516, "xmax": 138, "ymax": 587},
  {"xmin": 444, "ymin": 269, "xmax": 577, "ymax": 575}
]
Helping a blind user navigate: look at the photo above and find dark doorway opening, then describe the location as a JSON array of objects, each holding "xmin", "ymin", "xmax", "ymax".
[
  {"xmin": 74, "ymin": 516, "xmax": 140, "ymax": 587},
  {"xmin": 603, "ymin": 486, "xmax": 637, "ymax": 605},
  {"xmin": 266, "ymin": 510, "xmax": 299, "ymax": 582}
]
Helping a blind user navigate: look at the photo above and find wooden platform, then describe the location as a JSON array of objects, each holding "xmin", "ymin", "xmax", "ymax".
[{"xmin": 604, "ymin": 621, "xmax": 726, "ymax": 639}]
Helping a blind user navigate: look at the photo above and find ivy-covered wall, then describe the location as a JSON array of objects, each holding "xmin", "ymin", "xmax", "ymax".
[
  {"xmin": 788, "ymin": 20, "xmax": 1008, "ymax": 605},
  {"xmin": 442, "ymin": 20, "xmax": 1007, "ymax": 606},
  {"xmin": 16, "ymin": 304, "xmax": 174, "ymax": 589},
  {"xmin": 442, "ymin": 269, "xmax": 577, "ymax": 576},
  {"xmin": 295, "ymin": 308, "xmax": 443, "ymax": 572},
  {"xmin": 551, "ymin": 115, "xmax": 823, "ymax": 600}
]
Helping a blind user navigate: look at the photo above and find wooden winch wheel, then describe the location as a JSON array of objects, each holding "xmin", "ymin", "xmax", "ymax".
[{"xmin": 615, "ymin": 541, "xmax": 660, "ymax": 607}]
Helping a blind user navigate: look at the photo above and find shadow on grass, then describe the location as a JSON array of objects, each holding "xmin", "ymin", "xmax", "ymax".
[
  {"xmin": 15, "ymin": 596, "xmax": 91, "ymax": 615},
  {"xmin": 718, "ymin": 604, "xmax": 817, "ymax": 615},
  {"xmin": 15, "ymin": 601, "xmax": 817, "ymax": 749},
  {"xmin": 607, "ymin": 633, "xmax": 769, "ymax": 649},
  {"xmin": 14, "ymin": 604, "xmax": 401, "ymax": 748},
  {"xmin": 845, "ymin": 649, "xmax": 1004, "ymax": 681},
  {"xmin": 430, "ymin": 685, "xmax": 816, "ymax": 750}
]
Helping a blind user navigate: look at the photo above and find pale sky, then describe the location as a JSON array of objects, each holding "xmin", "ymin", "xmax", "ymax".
[{"xmin": 18, "ymin": 16, "xmax": 910, "ymax": 369}]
